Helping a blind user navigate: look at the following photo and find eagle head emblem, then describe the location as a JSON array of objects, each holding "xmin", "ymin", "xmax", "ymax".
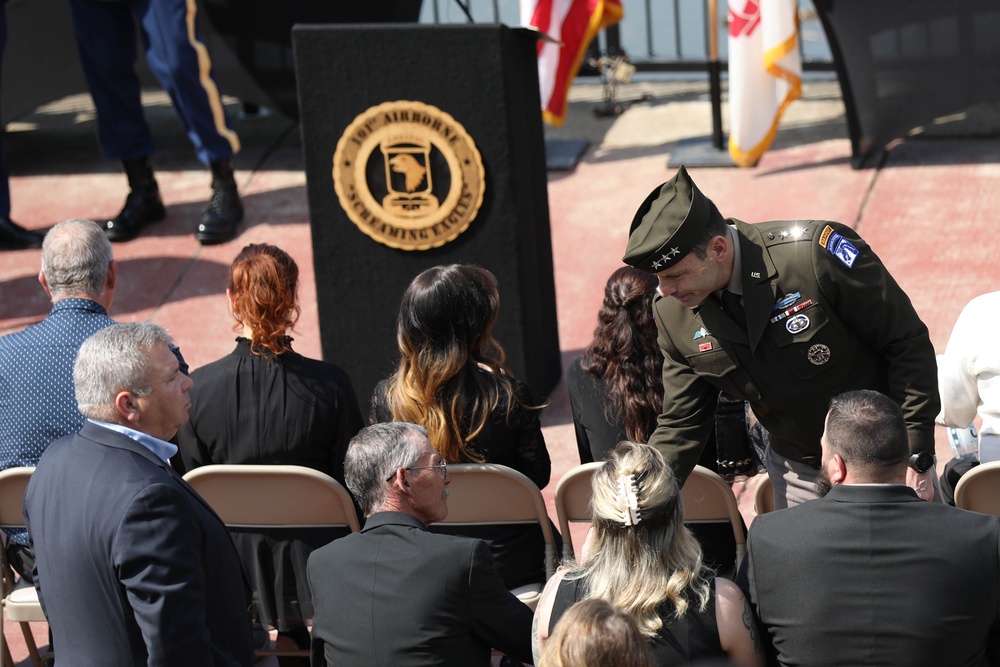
[{"xmin": 389, "ymin": 154, "xmax": 427, "ymax": 192}]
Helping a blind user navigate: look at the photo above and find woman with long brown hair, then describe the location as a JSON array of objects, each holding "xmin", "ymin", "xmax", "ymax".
[
  {"xmin": 568, "ymin": 266, "xmax": 663, "ymax": 463},
  {"xmin": 370, "ymin": 263, "xmax": 552, "ymax": 587},
  {"xmin": 178, "ymin": 243, "xmax": 364, "ymax": 657}
]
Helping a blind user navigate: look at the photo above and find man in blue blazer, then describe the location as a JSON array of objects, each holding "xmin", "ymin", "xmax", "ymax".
[
  {"xmin": 308, "ymin": 422, "xmax": 534, "ymax": 666},
  {"xmin": 24, "ymin": 322, "xmax": 253, "ymax": 665}
]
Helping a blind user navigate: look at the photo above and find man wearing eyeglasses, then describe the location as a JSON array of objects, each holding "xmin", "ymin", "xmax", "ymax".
[{"xmin": 307, "ymin": 422, "xmax": 533, "ymax": 666}]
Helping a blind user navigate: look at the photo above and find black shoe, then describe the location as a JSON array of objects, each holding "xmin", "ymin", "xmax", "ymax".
[
  {"xmin": 196, "ymin": 161, "xmax": 243, "ymax": 245},
  {"xmin": 104, "ymin": 157, "xmax": 166, "ymax": 243},
  {"xmin": 0, "ymin": 216, "xmax": 44, "ymax": 250}
]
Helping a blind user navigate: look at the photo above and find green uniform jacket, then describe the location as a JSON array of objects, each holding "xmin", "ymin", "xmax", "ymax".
[{"xmin": 650, "ymin": 219, "xmax": 939, "ymax": 483}]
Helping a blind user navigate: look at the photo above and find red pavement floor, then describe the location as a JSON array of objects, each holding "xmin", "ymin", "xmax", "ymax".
[{"xmin": 2, "ymin": 82, "xmax": 999, "ymax": 664}]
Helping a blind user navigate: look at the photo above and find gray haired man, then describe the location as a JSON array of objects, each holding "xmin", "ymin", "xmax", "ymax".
[
  {"xmin": 23, "ymin": 322, "xmax": 252, "ymax": 665},
  {"xmin": 307, "ymin": 422, "xmax": 533, "ymax": 666}
]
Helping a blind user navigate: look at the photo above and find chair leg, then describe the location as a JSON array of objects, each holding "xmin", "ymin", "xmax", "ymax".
[
  {"xmin": 18, "ymin": 622, "xmax": 41, "ymax": 667},
  {"xmin": 1, "ymin": 635, "xmax": 13, "ymax": 667}
]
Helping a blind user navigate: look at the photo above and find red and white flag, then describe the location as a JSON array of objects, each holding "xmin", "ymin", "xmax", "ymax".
[
  {"xmin": 727, "ymin": 0, "xmax": 801, "ymax": 167},
  {"xmin": 521, "ymin": 0, "xmax": 623, "ymax": 127}
]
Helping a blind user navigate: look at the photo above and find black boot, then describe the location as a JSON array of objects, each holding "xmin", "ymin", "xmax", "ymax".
[
  {"xmin": 104, "ymin": 157, "xmax": 166, "ymax": 242},
  {"xmin": 196, "ymin": 159, "xmax": 243, "ymax": 245},
  {"xmin": 0, "ymin": 216, "xmax": 44, "ymax": 250}
]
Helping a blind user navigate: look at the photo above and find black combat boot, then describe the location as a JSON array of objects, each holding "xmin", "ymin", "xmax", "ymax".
[
  {"xmin": 104, "ymin": 157, "xmax": 166, "ymax": 242},
  {"xmin": 195, "ymin": 158, "xmax": 243, "ymax": 245},
  {"xmin": 0, "ymin": 217, "xmax": 44, "ymax": 250}
]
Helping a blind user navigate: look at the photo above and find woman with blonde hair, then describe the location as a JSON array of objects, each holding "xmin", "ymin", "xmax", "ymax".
[
  {"xmin": 540, "ymin": 598, "xmax": 655, "ymax": 667},
  {"xmin": 534, "ymin": 442, "xmax": 763, "ymax": 667},
  {"xmin": 371, "ymin": 263, "xmax": 552, "ymax": 587},
  {"xmin": 178, "ymin": 243, "xmax": 364, "ymax": 658}
]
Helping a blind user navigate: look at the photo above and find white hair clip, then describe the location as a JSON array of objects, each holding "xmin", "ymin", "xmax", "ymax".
[{"xmin": 615, "ymin": 473, "xmax": 641, "ymax": 527}]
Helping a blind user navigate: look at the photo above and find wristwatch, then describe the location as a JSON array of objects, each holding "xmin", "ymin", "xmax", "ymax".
[{"xmin": 907, "ymin": 451, "xmax": 935, "ymax": 474}]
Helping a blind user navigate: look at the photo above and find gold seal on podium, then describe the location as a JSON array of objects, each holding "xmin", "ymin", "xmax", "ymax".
[{"xmin": 333, "ymin": 100, "xmax": 486, "ymax": 251}]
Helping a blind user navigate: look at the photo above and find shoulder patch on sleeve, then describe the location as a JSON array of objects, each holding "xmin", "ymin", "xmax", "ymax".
[{"xmin": 822, "ymin": 229, "xmax": 859, "ymax": 268}]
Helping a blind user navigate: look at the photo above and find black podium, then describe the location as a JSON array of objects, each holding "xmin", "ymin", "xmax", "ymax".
[{"xmin": 293, "ymin": 24, "xmax": 561, "ymax": 404}]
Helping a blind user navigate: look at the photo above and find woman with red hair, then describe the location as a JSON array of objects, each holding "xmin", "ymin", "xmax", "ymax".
[{"xmin": 178, "ymin": 243, "xmax": 363, "ymax": 658}]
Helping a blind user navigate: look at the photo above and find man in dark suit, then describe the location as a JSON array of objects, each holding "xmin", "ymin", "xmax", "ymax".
[
  {"xmin": 23, "ymin": 322, "xmax": 253, "ymax": 665},
  {"xmin": 307, "ymin": 422, "xmax": 533, "ymax": 666},
  {"xmin": 741, "ymin": 390, "xmax": 1000, "ymax": 666},
  {"xmin": 622, "ymin": 166, "xmax": 939, "ymax": 507}
]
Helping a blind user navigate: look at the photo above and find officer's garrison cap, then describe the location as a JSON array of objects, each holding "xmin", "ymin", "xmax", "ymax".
[{"xmin": 622, "ymin": 165, "xmax": 725, "ymax": 273}]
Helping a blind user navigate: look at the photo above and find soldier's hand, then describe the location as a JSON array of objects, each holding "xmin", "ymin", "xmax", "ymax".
[{"xmin": 906, "ymin": 467, "xmax": 935, "ymax": 501}]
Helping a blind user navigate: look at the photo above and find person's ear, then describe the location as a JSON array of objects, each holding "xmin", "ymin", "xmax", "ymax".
[
  {"xmin": 38, "ymin": 270, "xmax": 52, "ymax": 298},
  {"xmin": 114, "ymin": 391, "xmax": 140, "ymax": 424},
  {"xmin": 388, "ymin": 468, "xmax": 411, "ymax": 492},
  {"xmin": 829, "ymin": 453, "xmax": 848, "ymax": 485},
  {"xmin": 709, "ymin": 234, "xmax": 728, "ymax": 262},
  {"xmin": 106, "ymin": 261, "xmax": 117, "ymax": 291}
]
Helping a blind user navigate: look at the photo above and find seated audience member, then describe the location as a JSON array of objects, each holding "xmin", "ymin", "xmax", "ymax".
[
  {"xmin": 741, "ymin": 389, "xmax": 1000, "ymax": 666},
  {"xmin": 936, "ymin": 290, "xmax": 1000, "ymax": 503},
  {"xmin": 567, "ymin": 267, "xmax": 662, "ymax": 464},
  {"xmin": 307, "ymin": 422, "xmax": 533, "ymax": 666},
  {"xmin": 177, "ymin": 242, "xmax": 363, "ymax": 656},
  {"xmin": 533, "ymin": 442, "xmax": 763, "ymax": 667},
  {"xmin": 24, "ymin": 323, "xmax": 252, "ymax": 665},
  {"xmin": 0, "ymin": 218, "xmax": 185, "ymax": 579},
  {"xmin": 370, "ymin": 264, "xmax": 553, "ymax": 588},
  {"xmin": 539, "ymin": 598, "xmax": 655, "ymax": 667}
]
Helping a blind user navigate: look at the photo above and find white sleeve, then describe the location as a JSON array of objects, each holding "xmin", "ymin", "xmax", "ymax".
[{"xmin": 936, "ymin": 294, "xmax": 994, "ymax": 428}]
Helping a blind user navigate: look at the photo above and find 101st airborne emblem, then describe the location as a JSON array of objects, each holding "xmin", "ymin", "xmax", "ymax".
[{"xmin": 333, "ymin": 100, "xmax": 486, "ymax": 251}]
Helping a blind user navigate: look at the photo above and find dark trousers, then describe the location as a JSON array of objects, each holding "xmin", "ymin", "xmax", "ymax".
[
  {"xmin": 0, "ymin": 3, "xmax": 9, "ymax": 218},
  {"xmin": 940, "ymin": 456, "xmax": 979, "ymax": 506},
  {"xmin": 66, "ymin": 0, "xmax": 239, "ymax": 164}
]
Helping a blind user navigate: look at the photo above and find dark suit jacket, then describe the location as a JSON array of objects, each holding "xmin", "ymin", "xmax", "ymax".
[
  {"xmin": 307, "ymin": 511, "xmax": 533, "ymax": 666},
  {"xmin": 23, "ymin": 421, "xmax": 253, "ymax": 666},
  {"xmin": 742, "ymin": 484, "xmax": 1000, "ymax": 667}
]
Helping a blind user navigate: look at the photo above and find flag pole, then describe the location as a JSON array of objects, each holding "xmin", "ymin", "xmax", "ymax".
[
  {"xmin": 707, "ymin": 0, "xmax": 725, "ymax": 150},
  {"xmin": 666, "ymin": 0, "xmax": 735, "ymax": 167}
]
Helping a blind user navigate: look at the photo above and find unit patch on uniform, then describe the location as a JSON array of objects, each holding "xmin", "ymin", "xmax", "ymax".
[
  {"xmin": 826, "ymin": 232, "xmax": 859, "ymax": 268},
  {"xmin": 819, "ymin": 226, "xmax": 859, "ymax": 268},
  {"xmin": 807, "ymin": 344, "xmax": 831, "ymax": 365}
]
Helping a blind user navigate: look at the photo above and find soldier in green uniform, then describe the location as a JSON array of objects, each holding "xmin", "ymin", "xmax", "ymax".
[{"xmin": 622, "ymin": 166, "xmax": 939, "ymax": 508}]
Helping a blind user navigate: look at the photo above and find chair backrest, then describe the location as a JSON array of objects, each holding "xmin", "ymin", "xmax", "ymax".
[
  {"xmin": 0, "ymin": 467, "xmax": 34, "ymax": 529},
  {"xmin": 954, "ymin": 461, "xmax": 1000, "ymax": 516},
  {"xmin": 552, "ymin": 463, "xmax": 747, "ymax": 569},
  {"xmin": 682, "ymin": 465, "xmax": 747, "ymax": 567},
  {"xmin": 433, "ymin": 463, "xmax": 557, "ymax": 579},
  {"xmin": 753, "ymin": 475, "xmax": 775, "ymax": 515},
  {"xmin": 183, "ymin": 464, "xmax": 361, "ymax": 531},
  {"xmin": 0, "ymin": 467, "xmax": 47, "ymax": 665},
  {"xmin": 554, "ymin": 462, "xmax": 603, "ymax": 560}
]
